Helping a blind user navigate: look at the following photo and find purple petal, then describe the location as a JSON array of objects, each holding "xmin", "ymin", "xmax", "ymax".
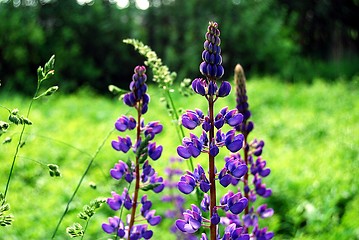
[
  {"xmin": 182, "ymin": 116, "xmax": 198, "ymax": 130},
  {"xmin": 229, "ymin": 198, "xmax": 248, "ymax": 214},
  {"xmin": 232, "ymin": 165, "xmax": 248, "ymax": 178},
  {"xmin": 227, "ymin": 113, "xmax": 243, "ymax": 127},
  {"xmin": 148, "ymin": 215, "xmax": 161, "ymax": 226},
  {"xmin": 142, "ymin": 230, "xmax": 153, "ymax": 239},
  {"xmin": 219, "ymin": 174, "xmax": 232, "ymax": 187},
  {"xmin": 148, "ymin": 144, "xmax": 162, "ymax": 160},
  {"xmin": 218, "ymin": 81, "xmax": 231, "ymax": 97},
  {"xmin": 102, "ymin": 223, "xmax": 115, "ymax": 234},
  {"xmin": 175, "ymin": 219, "xmax": 187, "ymax": 232},
  {"xmin": 110, "ymin": 169, "xmax": 123, "ymax": 180},
  {"xmin": 177, "ymin": 146, "xmax": 191, "ymax": 159},
  {"xmin": 178, "ymin": 181, "xmax": 195, "ymax": 194},
  {"xmin": 199, "ymin": 181, "xmax": 210, "ymax": 193}
]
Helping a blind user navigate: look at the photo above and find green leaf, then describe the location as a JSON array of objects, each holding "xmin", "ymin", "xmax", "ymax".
[
  {"xmin": 108, "ymin": 84, "xmax": 128, "ymax": 95},
  {"xmin": 140, "ymin": 183, "xmax": 161, "ymax": 191},
  {"xmin": 34, "ymin": 86, "xmax": 59, "ymax": 99}
]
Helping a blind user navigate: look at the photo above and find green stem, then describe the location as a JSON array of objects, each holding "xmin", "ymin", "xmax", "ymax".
[
  {"xmin": 165, "ymin": 89, "xmax": 194, "ymax": 171},
  {"xmin": 51, "ymin": 128, "xmax": 115, "ymax": 239},
  {"xmin": 3, "ymin": 81, "xmax": 40, "ymax": 198},
  {"xmin": 80, "ymin": 219, "xmax": 90, "ymax": 240}
]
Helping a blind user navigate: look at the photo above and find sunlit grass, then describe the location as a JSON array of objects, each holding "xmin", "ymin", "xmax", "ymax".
[{"xmin": 0, "ymin": 78, "xmax": 358, "ymax": 239}]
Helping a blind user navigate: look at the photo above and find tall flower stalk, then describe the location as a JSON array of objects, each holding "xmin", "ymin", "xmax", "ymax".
[
  {"xmin": 234, "ymin": 64, "xmax": 274, "ymax": 239},
  {"xmin": 175, "ymin": 22, "xmax": 249, "ymax": 240},
  {"xmin": 102, "ymin": 66, "xmax": 164, "ymax": 239}
]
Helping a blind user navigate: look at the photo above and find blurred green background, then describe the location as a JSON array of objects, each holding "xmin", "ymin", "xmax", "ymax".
[
  {"xmin": 1, "ymin": 0, "xmax": 359, "ymax": 240},
  {"xmin": 1, "ymin": 0, "xmax": 358, "ymax": 94}
]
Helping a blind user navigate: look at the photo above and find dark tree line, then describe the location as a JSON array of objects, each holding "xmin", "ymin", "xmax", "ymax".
[{"xmin": 0, "ymin": 0, "xmax": 358, "ymax": 94}]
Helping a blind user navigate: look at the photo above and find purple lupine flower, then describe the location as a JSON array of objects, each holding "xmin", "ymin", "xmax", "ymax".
[
  {"xmin": 199, "ymin": 21, "xmax": 224, "ymax": 79},
  {"xmin": 122, "ymin": 188, "xmax": 133, "ymax": 210},
  {"xmin": 201, "ymin": 194, "xmax": 210, "ymax": 212},
  {"xmin": 105, "ymin": 65, "xmax": 164, "ymax": 239},
  {"xmin": 175, "ymin": 204, "xmax": 203, "ymax": 234},
  {"xmin": 102, "ymin": 216, "xmax": 126, "ymax": 237},
  {"xmin": 147, "ymin": 142, "xmax": 163, "ymax": 160},
  {"xmin": 252, "ymin": 226, "xmax": 274, "ymax": 240},
  {"xmin": 257, "ymin": 204, "xmax": 274, "ymax": 219},
  {"xmin": 128, "ymin": 224, "xmax": 153, "ymax": 239},
  {"xmin": 180, "ymin": 164, "xmax": 211, "ymax": 193},
  {"xmin": 253, "ymin": 175, "xmax": 272, "ymax": 198},
  {"xmin": 251, "ymin": 156, "xmax": 271, "ymax": 177},
  {"xmin": 178, "ymin": 174, "xmax": 196, "ymax": 194},
  {"xmin": 182, "ymin": 109, "xmax": 202, "ymax": 130},
  {"xmin": 225, "ymin": 154, "xmax": 248, "ymax": 179},
  {"xmin": 225, "ymin": 130, "xmax": 244, "ymax": 152},
  {"xmin": 192, "ymin": 78, "xmax": 207, "ymax": 96},
  {"xmin": 115, "ymin": 115, "xmax": 136, "ymax": 132},
  {"xmin": 111, "ymin": 136, "xmax": 132, "ymax": 153},
  {"xmin": 149, "ymin": 174, "xmax": 165, "ymax": 193},
  {"xmin": 110, "ymin": 160, "xmax": 128, "ymax": 180},
  {"xmin": 211, "ymin": 208, "xmax": 220, "ymax": 225},
  {"xmin": 227, "ymin": 193, "xmax": 248, "ymax": 214},
  {"xmin": 222, "ymin": 223, "xmax": 250, "ymax": 240},
  {"xmin": 177, "ymin": 133, "xmax": 204, "ymax": 159},
  {"xmin": 217, "ymin": 81, "xmax": 231, "ymax": 97},
  {"xmin": 107, "ymin": 191, "xmax": 123, "ymax": 211},
  {"xmin": 143, "ymin": 121, "xmax": 163, "ymax": 140}
]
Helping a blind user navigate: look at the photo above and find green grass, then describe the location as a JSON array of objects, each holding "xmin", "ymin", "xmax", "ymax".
[{"xmin": 0, "ymin": 77, "xmax": 358, "ymax": 239}]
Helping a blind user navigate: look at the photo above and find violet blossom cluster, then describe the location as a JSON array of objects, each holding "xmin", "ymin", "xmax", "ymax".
[
  {"xmin": 222, "ymin": 64, "xmax": 274, "ymax": 239},
  {"xmin": 175, "ymin": 22, "xmax": 250, "ymax": 240},
  {"xmin": 102, "ymin": 66, "xmax": 164, "ymax": 239}
]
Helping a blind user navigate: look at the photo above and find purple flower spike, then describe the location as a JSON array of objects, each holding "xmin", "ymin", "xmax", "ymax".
[
  {"xmin": 227, "ymin": 193, "xmax": 248, "ymax": 214},
  {"xmin": 107, "ymin": 191, "xmax": 123, "ymax": 211},
  {"xmin": 178, "ymin": 175, "xmax": 196, "ymax": 194},
  {"xmin": 218, "ymin": 81, "xmax": 231, "ymax": 97},
  {"xmin": 111, "ymin": 136, "xmax": 132, "ymax": 153},
  {"xmin": 148, "ymin": 142, "xmax": 162, "ymax": 160}
]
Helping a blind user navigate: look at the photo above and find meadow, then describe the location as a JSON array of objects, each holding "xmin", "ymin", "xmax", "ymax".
[{"xmin": 0, "ymin": 77, "xmax": 358, "ymax": 239}]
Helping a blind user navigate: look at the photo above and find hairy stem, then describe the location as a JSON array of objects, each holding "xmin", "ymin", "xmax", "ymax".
[
  {"xmin": 128, "ymin": 107, "xmax": 142, "ymax": 239},
  {"xmin": 208, "ymin": 93, "xmax": 217, "ymax": 240}
]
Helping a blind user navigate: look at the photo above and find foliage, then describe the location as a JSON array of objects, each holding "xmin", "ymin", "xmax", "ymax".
[
  {"xmin": 1, "ymin": 0, "xmax": 358, "ymax": 94},
  {"xmin": 0, "ymin": 78, "xmax": 358, "ymax": 239}
]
